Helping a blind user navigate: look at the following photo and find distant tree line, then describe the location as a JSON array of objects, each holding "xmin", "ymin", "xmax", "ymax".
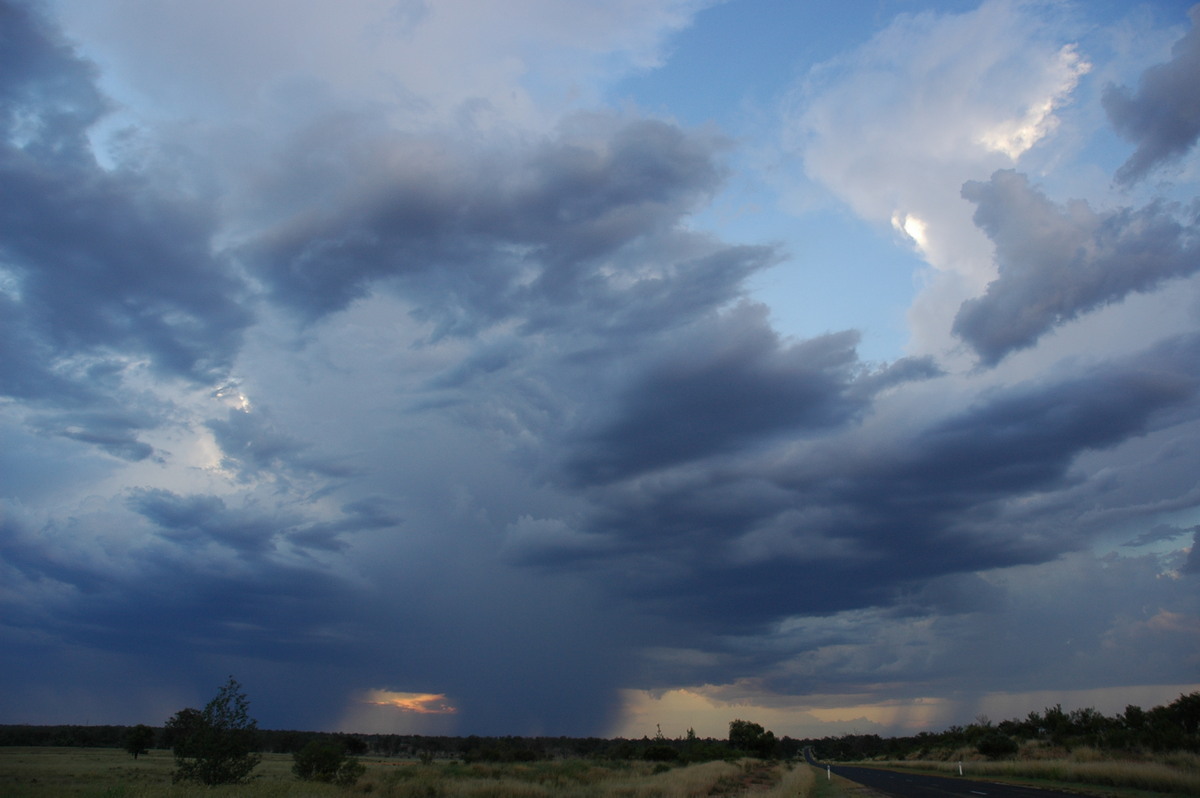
[
  {"xmin": 3, "ymin": 691, "xmax": 1196, "ymax": 765},
  {"xmin": 804, "ymin": 692, "xmax": 1200, "ymax": 761},
  {"xmin": 0, "ymin": 722, "xmax": 788, "ymax": 762}
]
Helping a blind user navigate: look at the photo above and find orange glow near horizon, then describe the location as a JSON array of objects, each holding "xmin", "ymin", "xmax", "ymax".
[
  {"xmin": 612, "ymin": 685, "xmax": 951, "ymax": 740},
  {"xmin": 362, "ymin": 689, "xmax": 458, "ymax": 715},
  {"xmin": 612, "ymin": 681, "xmax": 1200, "ymax": 740}
]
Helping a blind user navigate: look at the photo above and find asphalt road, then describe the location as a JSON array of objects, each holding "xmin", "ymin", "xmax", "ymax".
[{"xmin": 803, "ymin": 748, "xmax": 1105, "ymax": 798}]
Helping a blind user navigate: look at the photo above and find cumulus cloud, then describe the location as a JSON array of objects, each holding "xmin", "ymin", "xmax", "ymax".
[
  {"xmin": 1104, "ymin": 5, "xmax": 1200, "ymax": 185},
  {"xmin": 50, "ymin": 0, "xmax": 701, "ymax": 130},
  {"xmin": 787, "ymin": 0, "xmax": 1088, "ymax": 255},
  {"xmin": 953, "ymin": 170, "xmax": 1200, "ymax": 364},
  {"xmin": 783, "ymin": 0, "xmax": 1093, "ymax": 358}
]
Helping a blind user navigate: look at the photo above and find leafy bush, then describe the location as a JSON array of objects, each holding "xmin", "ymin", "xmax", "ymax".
[
  {"xmin": 977, "ymin": 733, "xmax": 1019, "ymax": 759},
  {"xmin": 643, "ymin": 744, "xmax": 680, "ymax": 762},
  {"xmin": 293, "ymin": 739, "xmax": 366, "ymax": 785}
]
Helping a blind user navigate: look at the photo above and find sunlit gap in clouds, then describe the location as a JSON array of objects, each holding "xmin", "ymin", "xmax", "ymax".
[
  {"xmin": 339, "ymin": 690, "xmax": 459, "ymax": 735},
  {"xmin": 212, "ymin": 382, "xmax": 251, "ymax": 412},
  {"xmin": 976, "ymin": 44, "xmax": 1090, "ymax": 160},
  {"xmin": 891, "ymin": 211, "xmax": 929, "ymax": 252},
  {"xmin": 615, "ymin": 681, "xmax": 1200, "ymax": 741},
  {"xmin": 613, "ymin": 686, "xmax": 952, "ymax": 740},
  {"xmin": 363, "ymin": 689, "xmax": 458, "ymax": 714}
]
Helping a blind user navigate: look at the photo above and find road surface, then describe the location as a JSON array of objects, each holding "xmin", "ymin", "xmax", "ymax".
[{"xmin": 802, "ymin": 748, "xmax": 1107, "ymax": 798}]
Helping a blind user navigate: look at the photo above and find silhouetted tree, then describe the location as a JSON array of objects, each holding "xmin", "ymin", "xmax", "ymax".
[
  {"xmin": 729, "ymin": 719, "xmax": 778, "ymax": 758},
  {"xmin": 124, "ymin": 724, "xmax": 154, "ymax": 759},
  {"xmin": 293, "ymin": 739, "xmax": 365, "ymax": 786},
  {"xmin": 167, "ymin": 676, "xmax": 261, "ymax": 784}
]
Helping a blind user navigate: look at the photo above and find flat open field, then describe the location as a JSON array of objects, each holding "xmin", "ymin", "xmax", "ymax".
[
  {"xmin": 6, "ymin": 746, "xmax": 1196, "ymax": 797},
  {"xmin": 0, "ymin": 747, "xmax": 816, "ymax": 798}
]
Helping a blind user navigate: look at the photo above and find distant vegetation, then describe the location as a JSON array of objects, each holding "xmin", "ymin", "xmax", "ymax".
[
  {"xmin": 4, "ymin": 692, "xmax": 1197, "ymax": 763},
  {"xmin": 1, "ymin": 689, "xmax": 1197, "ymax": 794},
  {"xmin": 0, "ymin": 717, "xmax": 782, "ymax": 764},
  {"xmin": 807, "ymin": 691, "xmax": 1200, "ymax": 762}
]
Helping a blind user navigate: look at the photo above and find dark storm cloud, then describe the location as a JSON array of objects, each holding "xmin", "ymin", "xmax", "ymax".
[
  {"xmin": 127, "ymin": 488, "xmax": 284, "ymax": 554},
  {"xmin": 747, "ymin": 549, "xmax": 1200, "ymax": 703},
  {"xmin": 567, "ymin": 316, "xmax": 868, "ymax": 484},
  {"xmin": 246, "ymin": 114, "xmax": 756, "ymax": 339},
  {"xmin": 953, "ymin": 170, "xmax": 1200, "ymax": 364},
  {"xmin": 32, "ymin": 409, "xmax": 156, "ymax": 461},
  {"xmin": 1123, "ymin": 523, "xmax": 1198, "ymax": 547},
  {"xmin": 525, "ymin": 333, "xmax": 1200, "ymax": 640},
  {"xmin": 1185, "ymin": 530, "xmax": 1200, "ymax": 573},
  {"xmin": 1104, "ymin": 5, "xmax": 1200, "ymax": 185},
  {"xmin": 0, "ymin": 501, "xmax": 370, "ymax": 730},
  {"xmin": 288, "ymin": 497, "xmax": 402, "ymax": 552},
  {"xmin": 533, "ymin": 297, "xmax": 939, "ymax": 486},
  {"xmin": 127, "ymin": 487, "xmax": 387, "ymax": 555},
  {"xmin": 892, "ymin": 337, "xmax": 1199, "ymax": 496},
  {"xmin": 0, "ymin": 0, "xmax": 107, "ymax": 162},
  {"xmin": 0, "ymin": 0, "xmax": 251, "ymax": 409}
]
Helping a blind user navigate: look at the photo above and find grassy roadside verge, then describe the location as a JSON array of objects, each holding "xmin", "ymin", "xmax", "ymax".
[
  {"xmin": 829, "ymin": 756, "xmax": 1200, "ymax": 798},
  {"xmin": 805, "ymin": 766, "xmax": 886, "ymax": 798}
]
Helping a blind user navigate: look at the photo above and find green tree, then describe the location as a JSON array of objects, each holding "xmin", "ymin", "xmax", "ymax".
[
  {"xmin": 728, "ymin": 719, "xmax": 777, "ymax": 758},
  {"xmin": 293, "ymin": 739, "xmax": 366, "ymax": 786},
  {"xmin": 124, "ymin": 724, "xmax": 154, "ymax": 759},
  {"xmin": 1122, "ymin": 704, "xmax": 1146, "ymax": 730},
  {"xmin": 163, "ymin": 708, "xmax": 204, "ymax": 754},
  {"xmin": 167, "ymin": 676, "xmax": 262, "ymax": 785}
]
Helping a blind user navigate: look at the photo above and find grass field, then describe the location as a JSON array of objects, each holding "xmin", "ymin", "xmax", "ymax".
[
  {"xmin": 0, "ymin": 748, "xmax": 815, "ymax": 798},
  {"xmin": 5, "ymin": 746, "xmax": 1196, "ymax": 797},
  {"xmin": 868, "ymin": 749, "xmax": 1200, "ymax": 796}
]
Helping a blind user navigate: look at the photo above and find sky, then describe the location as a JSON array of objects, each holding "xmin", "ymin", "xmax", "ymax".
[{"xmin": 1, "ymin": 0, "xmax": 1199, "ymax": 741}]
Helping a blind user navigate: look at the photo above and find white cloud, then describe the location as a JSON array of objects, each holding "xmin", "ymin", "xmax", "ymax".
[
  {"xmin": 783, "ymin": 0, "xmax": 1092, "ymax": 358},
  {"xmin": 51, "ymin": 0, "xmax": 703, "ymax": 133}
]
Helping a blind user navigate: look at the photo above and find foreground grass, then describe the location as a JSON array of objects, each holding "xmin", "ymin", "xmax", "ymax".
[
  {"xmin": 865, "ymin": 750, "xmax": 1200, "ymax": 796},
  {"xmin": 0, "ymin": 748, "xmax": 818, "ymax": 798}
]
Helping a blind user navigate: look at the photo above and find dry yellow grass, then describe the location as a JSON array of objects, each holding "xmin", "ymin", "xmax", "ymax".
[
  {"xmin": 367, "ymin": 758, "xmax": 751, "ymax": 798},
  {"xmin": 757, "ymin": 762, "xmax": 815, "ymax": 798},
  {"xmin": 0, "ymin": 748, "xmax": 813, "ymax": 798},
  {"xmin": 872, "ymin": 752, "xmax": 1200, "ymax": 795}
]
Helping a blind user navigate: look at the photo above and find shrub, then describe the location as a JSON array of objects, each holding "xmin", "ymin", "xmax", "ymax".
[
  {"xmin": 166, "ymin": 676, "xmax": 261, "ymax": 784},
  {"xmin": 293, "ymin": 739, "xmax": 366, "ymax": 785},
  {"xmin": 643, "ymin": 744, "xmax": 680, "ymax": 762},
  {"xmin": 977, "ymin": 733, "xmax": 1019, "ymax": 760}
]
